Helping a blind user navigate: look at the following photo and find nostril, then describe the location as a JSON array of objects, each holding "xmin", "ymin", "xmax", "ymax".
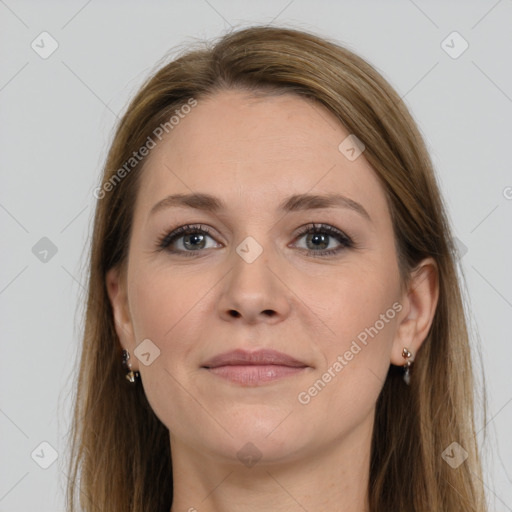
[{"xmin": 229, "ymin": 310, "xmax": 241, "ymax": 318}]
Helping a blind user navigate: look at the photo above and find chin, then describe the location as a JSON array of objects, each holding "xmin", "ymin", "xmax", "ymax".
[{"xmin": 199, "ymin": 414, "xmax": 315, "ymax": 467}]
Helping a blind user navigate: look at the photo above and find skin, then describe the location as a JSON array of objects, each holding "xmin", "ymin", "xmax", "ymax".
[{"xmin": 107, "ymin": 89, "xmax": 439, "ymax": 512}]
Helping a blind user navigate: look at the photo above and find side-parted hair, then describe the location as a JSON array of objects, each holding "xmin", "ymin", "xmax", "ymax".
[{"xmin": 66, "ymin": 25, "xmax": 487, "ymax": 512}]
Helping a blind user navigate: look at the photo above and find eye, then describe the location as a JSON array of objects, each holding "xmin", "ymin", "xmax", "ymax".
[
  {"xmin": 156, "ymin": 224, "xmax": 220, "ymax": 256},
  {"xmin": 291, "ymin": 223, "xmax": 354, "ymax": 257},
  {"xmin": 156, "ymin": 222, "xmax": 355, "ymax": 258}
]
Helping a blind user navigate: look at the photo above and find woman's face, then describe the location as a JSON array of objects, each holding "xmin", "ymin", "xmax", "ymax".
[{"xmin": 108, "ymin": 89, "xmax": 413, "ymax": 465}]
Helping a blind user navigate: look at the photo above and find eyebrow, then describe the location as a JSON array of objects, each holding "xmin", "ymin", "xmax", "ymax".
[{"xmin": 149, "ymin": 192, "xmax": 372, "ymax": 222}]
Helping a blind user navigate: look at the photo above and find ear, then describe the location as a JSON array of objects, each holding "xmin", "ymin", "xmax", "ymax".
[
  {"xmin": 106, "ymin": 266, "xmax": 138, "ymax": 369},
  {"xmin": 391, "ymin": 257, "xmax": 439, "ymax": 366}
]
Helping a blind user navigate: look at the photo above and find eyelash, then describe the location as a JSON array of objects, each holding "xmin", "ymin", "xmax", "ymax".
[{"xmin": 156, "ymin": 223, "xmax": 355, "ymax": 258}]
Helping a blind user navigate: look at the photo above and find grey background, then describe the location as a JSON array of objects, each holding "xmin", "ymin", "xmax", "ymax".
[{"xmin": 1, "ymin": 1, "xmax": 511, "ymax": 510}]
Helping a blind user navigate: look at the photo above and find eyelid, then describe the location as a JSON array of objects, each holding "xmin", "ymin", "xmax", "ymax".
[
  {"xmin": 292, "ymin": 223, "xmax": 351, "ymax": 243},
  {"xmin": 156, "ymin": 222, "xmax": 355, "ymax": 257},
  {"xmin": 156, "ymin": 223, "xmax": 219, "ymax": 251},
  {"xmin": 290, "ymin": 223, "xmax": 354, "ymax": 254}
]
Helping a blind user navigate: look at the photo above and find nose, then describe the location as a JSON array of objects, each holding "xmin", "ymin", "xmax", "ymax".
[{"xmin": 216, "ymin": 244, "xmax": 292, "ymax": 325}]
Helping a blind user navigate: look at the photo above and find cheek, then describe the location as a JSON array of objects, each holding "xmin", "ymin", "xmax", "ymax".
[
  {"xmin": 311, "ymin": 273, "xmax": 399, "ymax": 403},
  {"xmin": 302, "ymin": 311, "xmax": 397, "ymax": 434},
  {"xmin": 127, "ymin": 269, "xmax": 207, "ymax": 432},
  {"xmin": 318, "ymin": 265, "xmax": 397, "ymax": 348},
  {"xmin": 128, "ymin": 266, "xmax": 205, "ymax": 342}
]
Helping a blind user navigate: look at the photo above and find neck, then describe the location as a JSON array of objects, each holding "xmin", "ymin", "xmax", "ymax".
[{"xmin": 169, "ymin": 417, "xmax": 372, "ymax": 512}]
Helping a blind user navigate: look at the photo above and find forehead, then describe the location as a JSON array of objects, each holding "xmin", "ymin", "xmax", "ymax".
[{"xmin": 135, "ymin": 89, "xmax": 389, "ymax": 225}]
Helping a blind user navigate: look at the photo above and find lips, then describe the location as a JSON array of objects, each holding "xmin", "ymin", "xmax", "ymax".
[
  {"xmin": 201, "ymin": 348, "xmax": 309, "ymax": 386},
  {"xmin": 202, "ymin": 348, "xmax": 308, "ymax": 369}
]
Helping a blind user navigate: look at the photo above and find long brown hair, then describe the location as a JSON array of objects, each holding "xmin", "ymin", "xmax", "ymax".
[{"xmin": 66, "ymin": 25, "xmax": 487, "ymax": 511}]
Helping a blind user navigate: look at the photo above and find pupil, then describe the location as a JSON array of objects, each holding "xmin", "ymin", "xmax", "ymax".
[
  {"xmin": 308, "ymin": 233, "xmax": 328, "ymax": 250},
  {"xmin": 185, "ymin": 234, "xmax": 204, "ymax": 249}
]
